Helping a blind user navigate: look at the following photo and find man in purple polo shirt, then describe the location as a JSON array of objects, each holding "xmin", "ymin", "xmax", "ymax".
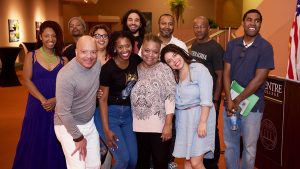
[{"xmin": 223, "ymin": 9, "xmax": 274, "ymax": 169}]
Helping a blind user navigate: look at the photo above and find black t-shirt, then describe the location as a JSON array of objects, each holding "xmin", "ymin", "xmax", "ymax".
[
  {"xmin": 62, "ymin": 43, "xmax": 76, "ymax": 61},
  {"xmin": 134, "ymin": 35, "xmax": 144, "ymax": 49},
  {"xmin": 190, "ymin": 39, "xmax": 224, "ymax": 84},
  {"xmin": 100, "ymin": 53, "xmax": 142, "ymax": 105},
  {"xmin": 132, "ymin": 35, "xmax": 144, "ymax": 54}
]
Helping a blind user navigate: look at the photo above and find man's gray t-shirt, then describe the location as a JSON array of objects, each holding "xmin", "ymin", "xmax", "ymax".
[{"xmin": 54, "ymin": 58, "xmax": 101, "ymax": 139}]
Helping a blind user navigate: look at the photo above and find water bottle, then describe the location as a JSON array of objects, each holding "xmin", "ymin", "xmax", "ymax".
[
  {"xmin": 230, "ymin": 113, "xmax": 238, "ymax": 131},
  {"xmin": 230, "ymin": 107, "xmax": 241, "ymax": 131}
]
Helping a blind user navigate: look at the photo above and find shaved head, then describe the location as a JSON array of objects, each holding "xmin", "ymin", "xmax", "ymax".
[
  {"xmin": 193, "ymin": 16, "xmax": 209, "ymax": 28},
  {"xmin": 193, "ymin": 16, "xmax": 210, "ymax": 43},
  {"xmin": 76, "ymin": 35, "xmax": 97, "ymax": 50},
  {"xmin": 76, "ymin": 35, "xmax": 97, "ymax": 69}
]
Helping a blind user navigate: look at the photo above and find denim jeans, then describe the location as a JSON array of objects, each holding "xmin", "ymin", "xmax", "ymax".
[
  {"xmin": 222, "ymin": 108, "xmax": 263, "ymax": 169},
  {"xmin": 94, "ymin": 105, "xmax": 137, "ymax": 169}
]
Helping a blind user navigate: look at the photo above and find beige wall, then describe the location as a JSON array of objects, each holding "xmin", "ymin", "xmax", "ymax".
[
  {"xmin": 216, "ymin": 0, "xmax": 243, "ymax": 28},
  {"xmin": 61, "ymin": 0, "xmax": 217, "ymax": 42},
  {"xmin": 235, "ymin": 0, "xmax": 296, "ymax": 77},
  {"xmin": 1, "ymin": 0, "xmax": 296, "ymax": 77},
  {"xmin": 243, "ymin": 0, "xmax": 263, "ymax": 14},
  {"xmin": 0, "ymin": 0, "xmax": 61, "ymax": 47}
]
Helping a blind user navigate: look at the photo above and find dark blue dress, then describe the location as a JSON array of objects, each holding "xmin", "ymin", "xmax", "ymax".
[{"xmin": 12, "ymin": 52, "xmax": 66, "ymax": 169}]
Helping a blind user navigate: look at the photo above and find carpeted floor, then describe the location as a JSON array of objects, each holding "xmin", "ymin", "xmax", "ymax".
[{"xmin": 0, "ymin": 71, "xmax": 27, "ymax": 169}]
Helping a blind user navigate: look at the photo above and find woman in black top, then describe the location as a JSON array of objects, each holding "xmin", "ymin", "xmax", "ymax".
[{"xmin": 99, "ymin": 31, "xmax": 142, "ymax": 169}]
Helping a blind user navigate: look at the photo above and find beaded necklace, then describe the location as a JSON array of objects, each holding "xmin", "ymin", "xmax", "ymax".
[{"xmin": 40, "ymin": 47, "xmax": 57, "ymax": 64}]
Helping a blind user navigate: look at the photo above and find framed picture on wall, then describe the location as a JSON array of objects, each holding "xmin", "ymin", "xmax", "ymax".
[
  {"xmin": 8, "ymin": 19, "xmax": 20, "ymax": 42},
  {"xmin": 35, "ymin": 21, "xmax": 42, "ymax": 41},
  {"xmin": 142, "ymin": 12, "xmax": 152, "ymax": 33}
]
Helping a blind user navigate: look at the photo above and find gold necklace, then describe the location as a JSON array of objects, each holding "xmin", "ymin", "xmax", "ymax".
[{"xmin": 40, "ymin": 47, "xmax": 57, "ymax": 64}]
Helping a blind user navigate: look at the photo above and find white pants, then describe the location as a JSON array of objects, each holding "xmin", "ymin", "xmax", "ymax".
[{"xmin": 55, "ymin": 118, "xmax": 101, "ymax": 169}]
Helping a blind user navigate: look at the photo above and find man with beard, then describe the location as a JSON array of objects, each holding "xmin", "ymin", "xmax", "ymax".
[
  {"xmin": 158, "ymin": 14, "xmax": 188, "ymax": 52},
  {"xmin": 63, "ymin": 16, "xmax": 86, "ymax": 62},
  {"xmin": 223, "ymin": 9, "xmax": 274, "ymax": 169},
  {"xmin": 138, "ymin": 14, "xmax": 188, "ymax": 56},
  {"xmin": 157, "ymin": 13, "xmax": 188, "ymax": 169},
  {"xmin": 190, "ymin": 16, "xmax": 224, "ymax": 169},
  {"xmin": 122, "ymin": 9, "xmax": 146, "ymax": 54}
]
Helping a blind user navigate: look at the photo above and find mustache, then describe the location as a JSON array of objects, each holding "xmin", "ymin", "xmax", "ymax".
[{"xmin": 128, "ymin": 24, "xmax": 139, "ymax": 28}]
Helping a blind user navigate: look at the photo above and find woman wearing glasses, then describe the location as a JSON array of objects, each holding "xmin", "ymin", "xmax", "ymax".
[
  {"xmin": 161, "ymin": 44, "xmax": 216, "ymax": 169},
  {"xmin": 90, "ymin": 24, "xmax": 113, "ymax": 169},
  {"xmin": 99, "ymin": 31, "xmax": 142, "ymax": 169},
  {"xmin": 90, "ymin": 24, "xmax": 111, "ymax": 65}
]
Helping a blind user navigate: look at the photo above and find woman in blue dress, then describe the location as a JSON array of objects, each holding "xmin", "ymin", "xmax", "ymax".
[
  {"xmin": 161, "ymin": 44, "xmax": 216, "ymax": 169},
  {"xmin": 12, "ymin": 21, "xmax": 66, "ymax": 169}
]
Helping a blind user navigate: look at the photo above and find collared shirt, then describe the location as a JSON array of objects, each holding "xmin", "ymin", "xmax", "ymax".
[
  {"xmin": 223, "ymin": 34, "xmax": 274, "ymax": 112},
  {"xmin": 160, "ymin": 35, "xmax": 188, "ymax": 52}
]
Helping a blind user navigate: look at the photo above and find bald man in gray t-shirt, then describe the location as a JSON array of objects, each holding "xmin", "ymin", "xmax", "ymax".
[{"xmin": 54, "ymin": 36, "xmax": 101, "ymax": 168}]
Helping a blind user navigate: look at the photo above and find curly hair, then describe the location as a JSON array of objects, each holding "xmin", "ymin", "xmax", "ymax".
[
  {"xmin": 36, "ymin": 20, "xmax": 64, "ymax": 56},
  {"xmin": 121, "ymin": 9, "xmax": 146, "ymax": 36},
  {"xmin": 107, "ymin": 31, "xmax": 135, "ymax": 57},
  {"xmin": 143, "ymin": 33, "xmax": 162, "ymax": 45},
  {"xmin": 89, "ymin": 24, "xmax": 111, "ymax": 37}
]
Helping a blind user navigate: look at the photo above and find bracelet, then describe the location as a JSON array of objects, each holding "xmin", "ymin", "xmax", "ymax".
[{"xmin": 73, "ymin": 135, "xmax": 84, "ymax": 142}]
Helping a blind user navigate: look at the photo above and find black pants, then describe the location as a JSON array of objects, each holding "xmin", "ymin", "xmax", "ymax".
[
  {"xmin": 204, "ymin": 100, "xmax": 221, "ymax": 169},
  {"xmin": 169, "ymin": 116, "xmax": 176, "ymax": 162},
  {"xmin": 136, "ymin": 132, "xmax": 171, "ymax": 169}
]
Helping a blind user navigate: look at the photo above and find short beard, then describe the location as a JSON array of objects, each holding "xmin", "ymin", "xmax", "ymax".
[
  {"xmin": 129, "ymin": 28, "xmax": 139, "ymax": 35},
  {"xmin": 160, "ymin": 33, "xmax": 171, "ymax": 39},
  {"xmin": 160, "ymin": 30, "xmax": 173, "ymax": 38}
]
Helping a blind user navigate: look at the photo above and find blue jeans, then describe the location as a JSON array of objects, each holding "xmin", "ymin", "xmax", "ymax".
[
  {"xmin": 94, "ymin": 105, "xmax": 137, "ymax": 169},
  {"xmin": 222, "ymin": 108, "xmax": 263, "ymax": 169}
]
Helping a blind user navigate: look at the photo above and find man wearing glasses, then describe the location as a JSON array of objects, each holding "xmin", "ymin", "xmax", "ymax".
[
  {"xmin": 55, "ymin": 36, "xmax": 101, "ymax": 169},
  {"xmin": 223, "ymin": 9, "xmax": 274, "ymax": 169}
]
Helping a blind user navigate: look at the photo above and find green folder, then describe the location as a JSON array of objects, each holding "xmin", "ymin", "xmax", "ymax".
[{"xmin": 231, "ymin": 80, "xmax": 259, "ymax": 116}]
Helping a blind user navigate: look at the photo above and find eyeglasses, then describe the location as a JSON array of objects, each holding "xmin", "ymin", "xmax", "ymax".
[
  {"xmin": 93, "ymin": 34, "xmax": 109, "ymax": 40},
  {"xmin": 240, "ymin": 47, "xmax": 247, "ymax": 58}
]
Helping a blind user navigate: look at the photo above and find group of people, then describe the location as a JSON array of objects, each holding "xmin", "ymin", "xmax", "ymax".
[{"xmin": 12, "ymin": 8, "xmax": 274, "ymax": 169}]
